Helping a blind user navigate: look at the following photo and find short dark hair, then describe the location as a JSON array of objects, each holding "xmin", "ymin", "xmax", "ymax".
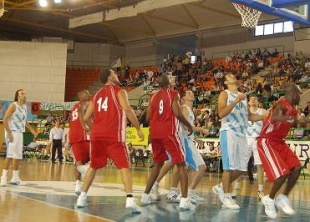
[
  {"xmin": 157, "ymin": 74, "xmax": 170, "ymax": 88},
  {"xmin": 14, "ymin": 89, "xmax": 23, "ymax": 101},
  {"xmin": 99, "ymin": 69, "xmax": 111, "ymax": 84}
]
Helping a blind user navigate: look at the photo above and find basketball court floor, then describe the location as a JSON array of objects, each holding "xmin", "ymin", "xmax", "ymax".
[{"xmin": 0, "ymin": 159, "xmax": 309, "ymax": 222}]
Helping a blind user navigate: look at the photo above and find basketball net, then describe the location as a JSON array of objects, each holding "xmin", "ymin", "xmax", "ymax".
[{"xmin": 232, "ymin": 3, "xmax": 262, "ymax": 28}]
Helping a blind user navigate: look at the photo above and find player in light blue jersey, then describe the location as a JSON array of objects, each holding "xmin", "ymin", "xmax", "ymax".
[
  {"xmin": 231, "ymin": 94, "xmax": 267, "ymax": 200},
  {"xmin": 0, "ymin": 89, "xmax": 38, "ymax": 186},
  {"xmin": 150, "ymin": 90, "xmax": 208, "ymax": 204},
  {"xmin": 212, "ymin": 73, "xmax": 265, "ymax": 210}
]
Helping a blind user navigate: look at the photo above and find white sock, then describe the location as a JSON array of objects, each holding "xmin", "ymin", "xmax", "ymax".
[
  {"xmin": 76, "ymin": 180, "xmax": 81, "ymax": 185},
  {"xmin": 224, "ymin": 193, "xmax": 231, "ymax": 198},
  {"xmin": 2, "ymin": 169, "xmax": 8, "ymax": 177},
  {"xmin": 80, "ymin": 191, "xmax": 87, "ymax": 197},
  {"xmin": 171, "ymin": 187, "xmax": 178, "ymax": 192},
  {"xmin": 153, "ymin": 181, "xmax": 159, "ymax": 188},
  {"xmin": 13, "ymin": 170, "xmax": 19, "ymax": 178},
  {"xmin": 188, "ymin": 189, "xmax": 195, "ymax": 195},
  {"xmin": 258, "ymin": 184, "xmax": 264, "ymax": 192}
]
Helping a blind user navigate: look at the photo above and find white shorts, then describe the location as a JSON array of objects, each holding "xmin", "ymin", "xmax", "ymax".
[
  {"xmin": 166, "ymin": 137, "xmax": 204, "ymax": 171},
  {"xmin": 220, "ymin": 130, "xmax": 251, "ymax": 171},
  {"xmin": 5, "ymin": 131, "xmax": 24, "ymax": 159},
  {"xmin": 247, "ymin": 137, "xmax": 262, "ymax": 165}
]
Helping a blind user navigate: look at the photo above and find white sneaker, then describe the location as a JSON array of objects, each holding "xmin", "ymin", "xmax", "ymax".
[
  {"xmin": 189, "ymin": 193, "xmax": 204, "ymax": 204},
  {"xmin": 212, "ymin": 184, "xmax": 224, "ymax": 201},
  {"xmin": 0, "ymin": 176, "xmax": 7, "ymax": 186},
  {"xmin": 150, "ymin": 185, "xmax": 160, "ymax": 201},
  {"xmin": 166, "ymin": 190, "xmax": 181, "ymax": 202},
  {"xmin": 222, "ymin": 196, "xmax": 240, "ymax": 210},
  {"xmin": 75, "ymin": 181, "xmax": 82, "ymax": 196},
  {"xmin": 140, "ymin": 193, "xmax": 151, "ymax": 205},
  {"xmin": 275, "ymin": 194, "xmax": 295, "ymax": 215},
  {"xmin": 125, "ymin": 197, "xmax": 141, "ymax": 213},
  {"xmin": 262, "ymin": 195, "xmax": 277, "ymax": 219},
  {"xmin": 257, "ymin": 191, "xmax": 264, "ymax": 201},
  {"xmin": 10, "ymin": 177, "xmax": 26, "ymax": 185},
  {"xmin": 179, "ymin": 197, "xmax": 196, "ymax": 211},
  {"xmin": 77, "ymin": 194, "xmax": 88, "ymax": 208}
]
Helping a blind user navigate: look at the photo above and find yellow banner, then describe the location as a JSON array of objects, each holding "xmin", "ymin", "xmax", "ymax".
[{"xmin": 126, "ymin": 127, "xmax": 149, "ymax": 146}]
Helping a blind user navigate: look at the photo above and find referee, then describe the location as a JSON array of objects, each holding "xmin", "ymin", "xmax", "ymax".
[{"xmin": 49, "ymin": 119, "xmax": 64, "ymax": 164}]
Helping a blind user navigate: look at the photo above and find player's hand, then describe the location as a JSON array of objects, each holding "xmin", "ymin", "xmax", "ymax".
[
  {"xmin": 235, "ymin": 93, "xmax": 246, "ymax": 103},
  {"xmin": 187, "ymin": 125, "xmax": 193, "ymax": 136},
  {"xmin": 137, "ymin": 129, "xmax": 145, "ymax": 142},
  {"xmin": 201, "ymin": 128, "xmax": 209, "ymax": 136},
  {"xmin": 8, "ymin": 132, "xmax": 13, "ymax": 143},
  {"xmin": 33, "ymin": 132, "xmax": 38, "ymax": 139}
]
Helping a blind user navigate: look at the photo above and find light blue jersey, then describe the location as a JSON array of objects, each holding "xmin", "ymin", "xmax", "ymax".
[
  {"xmin": 220, "ymin": 90, "xmax": 248, "ymax": 136},
  {"xmin": 8, "ymin": 102, "xmax": 27, "ymax": 133},
  {"xmin": 220, "ymin": 90, "xmax": 250, "ymax": 171},
  {"xmin": 247, "ymin": 108, "xmax": 264, "ymax": 138}
]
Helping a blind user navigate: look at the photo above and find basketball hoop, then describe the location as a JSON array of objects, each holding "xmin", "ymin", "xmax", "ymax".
[{"xmin": 232, "ymin": 3, "xmax": 262, "ymax": 28}]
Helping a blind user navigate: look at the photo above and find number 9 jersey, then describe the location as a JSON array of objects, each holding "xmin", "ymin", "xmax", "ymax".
[{"xmin": 149, "ymin": 88, "xmax": 179, "ymax": 139}]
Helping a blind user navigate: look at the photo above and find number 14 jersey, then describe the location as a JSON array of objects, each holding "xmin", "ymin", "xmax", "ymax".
[{"xmin": 91, "ymin": 85, "xmax": 126, "ymax": 142}]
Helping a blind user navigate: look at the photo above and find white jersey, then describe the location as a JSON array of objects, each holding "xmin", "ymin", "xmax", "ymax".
[
  {"xmin": 8, "ymin": 102, "xmax": 27, "ymax": 133},
  {"xmin": 247, "ymin": 108, "xmax": 264, "ymax": 138},
  {"xmin": 179, "ymin": 105, "xmax": 195, "ymax": 141},
  {"xmin": 220, "ymin": 90, "xmax": 248, "ymax": 136}
]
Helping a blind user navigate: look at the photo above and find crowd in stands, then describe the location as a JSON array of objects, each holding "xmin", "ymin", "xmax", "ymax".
[
  {"xmin": 34, "ymin": 47, "xmax": 310, "ymax": 145},
  {"xmin": 125, "ymin": 47, "xmax": 310, "ymax": 140}
]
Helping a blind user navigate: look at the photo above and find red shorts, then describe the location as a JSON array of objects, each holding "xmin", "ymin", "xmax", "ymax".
[
  {"xmin": 257, "ymin": 138, "xmax": 301, "ymax": 182},
  {"xmin": 151, "ymin": 134, "xmax": 185, "ymax": 164},
  {"xmin": 90, "ymin": 140, "xmax": 130, "ymax": 169},
  {"xmin": 71, "ymin": 141, "xmax": 90, "ymax": 164}
]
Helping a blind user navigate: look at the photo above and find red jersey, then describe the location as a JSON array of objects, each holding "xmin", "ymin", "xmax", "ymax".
[
  {"xmin": 149, "ymin": 88, "xmax": 179, "ymax": 139},
  {"xmin": 258, "ymin": 98, "xmax": 298, "ymax": 140},
  {"xmin": 69, "ymin": 101, "xmax": 90, "ymax": 143},
  {"xmin": 91, "ymin": 85, "xmax": 126, "ymax": 142}
]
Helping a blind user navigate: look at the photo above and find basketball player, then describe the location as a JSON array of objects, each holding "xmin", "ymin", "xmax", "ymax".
[
  {"xmin": 140, "ymin": 74, "xmax": 195, "ymax": 211},
  {"xmin": 212, "ymin": 73, "xmax": 264, "ymax": 209},
  {"xmin": 0, "ymin": 89, "xmax": 38, "ymax": 186},
  {"xmin": 151, "ymin": 90, "xmax": 208, "ymax": 204},
  {"xmin": 76, "ymin": 69, "xmax": 144, "ymax": 213},
  {"xmin": 231, "ymin": 94, "xmax": 267, "ymax": 200},
  {"xmin": 258, "ymin": 84, "xmax": 302, "ymax": 219},
  {"xmin": 69, "ymin": 90, "xmax": 92, "ymax": 195}
]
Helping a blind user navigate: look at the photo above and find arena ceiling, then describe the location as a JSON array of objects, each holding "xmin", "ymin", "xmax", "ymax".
[{"xmin": 0, "ymin": 0, "xmax": 279, "ymax": 44}]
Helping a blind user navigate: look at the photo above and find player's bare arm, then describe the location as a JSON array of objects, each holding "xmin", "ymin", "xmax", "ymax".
[
  {"xmin": 271, "ymin": 103, "xmax": 295, "ymax": 122},
  {"xmin": 118, "ymin": 89, "xmax": 144, "ymax": 141},
  {"xmin": 83, "ymin": 101, "xmax": 94, "ymax": 130},
  {"xmin": 3, "ymin": 103, "xmax": 16, "ymax": 142}
]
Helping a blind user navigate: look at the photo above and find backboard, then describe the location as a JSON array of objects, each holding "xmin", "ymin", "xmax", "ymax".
[{"xmin": 232, "ymin": 0, "xmax": 310, "ymax": 25}]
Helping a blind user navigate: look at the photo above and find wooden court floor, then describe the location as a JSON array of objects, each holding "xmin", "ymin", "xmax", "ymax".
[{"xmin": 0, "ymin": 158, "xmax": 310, "ymax": 222}]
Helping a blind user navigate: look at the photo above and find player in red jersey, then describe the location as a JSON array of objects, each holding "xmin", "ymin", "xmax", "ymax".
[
  {"xmin": 140, "ymin": 74, "xmax": 195, "ymax": 211},
  {"xmin": 76, "ymin": 69, "xmax": 144, "ymax": 213},
  {"xmin": 257, "ymin": 84, "xmax": 302, "ymax": 219},
  {"xmin": 69, "ymin": 90, "xmax": 92, "ymax": 195}
]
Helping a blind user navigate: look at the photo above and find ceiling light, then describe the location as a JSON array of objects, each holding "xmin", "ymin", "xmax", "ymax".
[{"xmin": 39, "ymin": 0, "xmax": 48, "ymax": 7}]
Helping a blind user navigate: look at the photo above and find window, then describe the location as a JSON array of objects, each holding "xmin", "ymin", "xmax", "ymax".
[
  {"xmin": 274, "ymin": 22, "xmax": 283, "ymax": 33},
  {"xmin": 254, "ymin": 21, "xmax": 293, "ymax": 36}
]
